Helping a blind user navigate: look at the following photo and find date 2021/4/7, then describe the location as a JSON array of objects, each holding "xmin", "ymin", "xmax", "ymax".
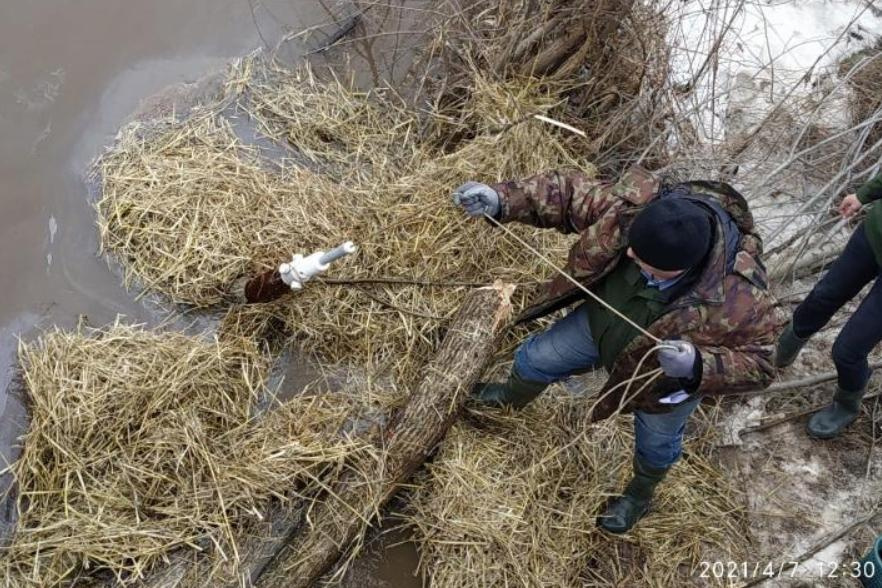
[{"xmin": 696, "ymin": 560, "xmax": 877, "ymax": 579}]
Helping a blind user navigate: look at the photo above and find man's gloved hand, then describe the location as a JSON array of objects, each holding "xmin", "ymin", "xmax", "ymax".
[
  {"xmin": 657, "ymin": 340, "xmax": 698, "ymax": 379},
  {"xmin": 452, "ymin": 181, "xmax": 500, "ymax": 218}
]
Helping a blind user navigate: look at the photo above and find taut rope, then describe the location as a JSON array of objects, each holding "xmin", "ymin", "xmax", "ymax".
[
  {"xmin": 482, "ymin": 212, "xmax": 684, "ymax": 415},
  {"xmin": 482, "ymin": 212, "xmax": 668, "ymax": 346}
]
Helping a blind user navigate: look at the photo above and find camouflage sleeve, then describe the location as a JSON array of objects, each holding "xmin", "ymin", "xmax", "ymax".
[
  {"xmin": 856, "ymin": 173, "xmax": 882, "ymax": 204},
  {"xmin": 694, "ymin": 286, "xmax": 782, "ymax": 395},
  {"xmin": 489, "ymin": 167, "xmax": 658, "ymax": 234},
  {"xmin": 695, "ymin": 343, "xmax": 777, "ymax": 395}
]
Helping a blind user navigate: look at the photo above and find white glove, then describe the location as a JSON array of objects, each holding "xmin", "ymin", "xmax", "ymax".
[
  {"xmin": 452, "ymin": 181, "xmax": 500, "ymax": 218},
  {"xmin": 657, "ymin": 340, "xmax": 698, "ymax": 379}
]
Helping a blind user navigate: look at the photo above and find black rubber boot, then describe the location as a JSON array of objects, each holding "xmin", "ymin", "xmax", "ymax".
[
  {"xmin": 597, "ymin": 457, "xmax": 669, "ymax": 534},
  {"xmin": 806, "ymin": 385, "xmax": 866, "ymax": 439},
  {"xmin": 473, "ymin": 369, "xmax": 548, "ymax": 410},
  {"xmin": 775, "ymin": 322, "xmax": 809, "ymax": 369}
]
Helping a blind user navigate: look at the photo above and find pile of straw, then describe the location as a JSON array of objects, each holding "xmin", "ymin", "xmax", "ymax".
[
  {"xmin": 85, "ymin": 3, "xmax": 739, "ymax": 584},
  {"xmin": 409, "ymin": 0, "xmax": 671, "ymax": 172},
  {"xmin": 406, "ymin": 391, "xmax": 747, "ymax": 587},
  {"xmin": 98, "ymin": 64, "xmax": 585, "ymax": 380},
  {"xmin": 96, "ymin": 0, "xmax": 675, "ymax": 376},
  {"xmin": 2, "ymin": 324, "xmax": 375, "ymax": 585},
  {"xmin": 96, "ymin": 114, "xmax": 343, "ymax": 307}
]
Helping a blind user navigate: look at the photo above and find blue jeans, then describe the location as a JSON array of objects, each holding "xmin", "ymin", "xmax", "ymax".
[{"xmin": 514, "ymin": 303, "xmax": 699, "ymax": 469}]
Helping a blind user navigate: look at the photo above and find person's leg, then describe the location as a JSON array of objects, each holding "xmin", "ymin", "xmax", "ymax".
[
  {"xmin": 831, "ymin": 278, "xmax": 882, "ymax": 391},
  {"xmin": 632, "ymin": 395, "xmax": 702, "ymax": 468},
  {"xmin": 807, "ymin": 276, "xmax": 882, "ymax": 438},
  {"xmin": 477, "ymin": 303, "xmax": 600, "ymax": 408},
  {"xmin": 598, "ymin": 395, "xmax": 701, "ymax": 534},
  {"xmin": 778, "ymin": 225, "xmax": 879, "ymax": 367},
  {"xmin": 513, "ymin": 303, "xmax": 600, "ymax": 382}
]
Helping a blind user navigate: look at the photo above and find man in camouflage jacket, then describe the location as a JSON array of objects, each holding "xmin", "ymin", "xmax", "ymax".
[{"xmin": 453, "ymin": 167, "xmax": 782, "ymax": 533}]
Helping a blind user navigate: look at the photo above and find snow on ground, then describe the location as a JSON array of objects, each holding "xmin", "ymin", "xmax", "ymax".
[
  {"xmin": 727, "ymin": 417, "xmax": 882, "ymax": 586},
  {"xmin": 713, "ymin": 289, "xmax": 882, "ymax": 585},
  {"xmin": 666, "ymin": 0, "xmax": 882, "ymax": 252},
  {"xmin": 693, "ymin": 0, "xmax": 882, "ymax": 306},
  {"xmin": 669, "ymin": 0, "xmax": 882, "ymax": 144}
]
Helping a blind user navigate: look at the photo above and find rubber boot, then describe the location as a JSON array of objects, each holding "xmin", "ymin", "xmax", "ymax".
[
  {"xmin": 473, "ymin": 369, "xmax": 548, "ymax": 410},
  {"xmin": 597, "ymin": 457, "xmax": 669, "ymax": 534},
  {"xmin": 775, "ymin": 322, "xmax": 808, "ymax": 369},
  {"xmin": 806, "ymin": 384, "xmax": 866, "ymax": 439}
]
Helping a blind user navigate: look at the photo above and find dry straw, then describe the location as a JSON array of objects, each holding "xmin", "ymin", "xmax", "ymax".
[
  {"xmin": 406, "ymin": 391, "xmax": 747, "ymax": 588},
  {"xmin": 77, "ymin": 1, "xmax": 748, "ymax": 584},
  {"xmin": 97, "ymin": 63, "xmax": 586, "ymax": 381},
  {"xmin": 1, "ymin": 324, "xmax": 377, "ymax": 585}
]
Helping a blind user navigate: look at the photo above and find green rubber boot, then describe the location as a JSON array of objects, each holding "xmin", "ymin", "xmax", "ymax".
[
  {"xmin": 597, "ymin": 457, "xmax": 669, "ymax": 534},
  {"xmin": 806, "ymin": 385, "xmax": 866, "ymax": 439},
  {"xmin": 473, "ymin": 369, "xmax": 548, "ymax": 410},
  {"xmin": 775, "ymin": 322, "xmax": 808, "ymax": 369}
]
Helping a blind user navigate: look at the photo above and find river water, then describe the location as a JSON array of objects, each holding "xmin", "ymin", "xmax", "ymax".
[{"xmin": 0, "ymin": 1, "xmax": 421, "ymax": 585}]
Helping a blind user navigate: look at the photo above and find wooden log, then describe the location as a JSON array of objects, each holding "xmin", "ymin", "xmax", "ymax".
[
  {"xmin": 136, "ymin": 500, "xmax": 305, "ymax": 587},
  {"xmin": 255, "ymin": 282, "xmax": 515, "ymax": 587},
  {"xmin": 137, "ymin": 282, "xmax": 513, "ymax": 586}
]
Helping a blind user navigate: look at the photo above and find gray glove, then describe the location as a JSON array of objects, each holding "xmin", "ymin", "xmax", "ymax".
[
  {"xmin": 658, "ymin": 340, "xmax": 698, "ymax": 379},
  {"xmin": 452, "ymin": 181, "xmax": 500, "ymax": 218}
]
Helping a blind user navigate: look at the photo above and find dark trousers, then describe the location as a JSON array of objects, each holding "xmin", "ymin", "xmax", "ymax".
[{"xmin": 793, "ymin": 224, "xmax": 882, "ymax": 392}]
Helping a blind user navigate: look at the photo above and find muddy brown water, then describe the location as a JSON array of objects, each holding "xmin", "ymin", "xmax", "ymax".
[{"xmin": 0, "ymin": 1, "xmax": 421, "ymax": 585}]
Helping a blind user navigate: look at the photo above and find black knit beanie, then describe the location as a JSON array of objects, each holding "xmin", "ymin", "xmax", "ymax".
[{"xmin": 628, "ymin": 199, "xmax": 712, "ymax": 271}]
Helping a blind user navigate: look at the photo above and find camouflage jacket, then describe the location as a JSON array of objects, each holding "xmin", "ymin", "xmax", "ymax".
[{"xmin": 490, "ymin": 167, "xmax": 785, "ymax": 420}]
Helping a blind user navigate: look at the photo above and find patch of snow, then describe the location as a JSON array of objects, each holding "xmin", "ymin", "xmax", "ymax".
[
  {"xmin": 797, "ymin": 539, "xmax": 848, "ymax": 575},
  {"xmin": 664, "ymin": 0, "xmax": 882, "ymax": 252},
  {"xmin": 780, "ymin": 455, "xmax": 822, "ymax": 477},
  {"xmin": 670, "ymin": 0, "xmax": 882, "ymax": 144},
  {"xmin": 719, "ymin": 395, "xmax": 767, "ymax": 446}
]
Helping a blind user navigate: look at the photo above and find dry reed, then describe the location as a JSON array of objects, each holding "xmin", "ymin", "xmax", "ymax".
[
  {"xmin": 1, "ymin": 324, "xmax": 376, "ymax": 586},
  {"xmin": 405, "ymin": 389, "xmax": 747, "ymax": 588},
  {"xmin": 97, "ymin": 63, "xmax": 585, "ymax": 381},
  {"xmin": 82, "ymin": 3, "xmax": 748, "ymax": 584},
  {"xmin": 407, "ymin": 0, "xmax": 672, "ymax": 173},
  {"xmin": 839, "ymin": 42, "xmax": 882, "ymax": 173}
]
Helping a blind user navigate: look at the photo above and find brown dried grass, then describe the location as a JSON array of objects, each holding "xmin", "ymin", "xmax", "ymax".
[
  {"xmin": 1, "ymin": 324, "xmax": 376, "ymax": 586},
  {"xmin": 840, "ymin": 42, "xmax": 882, "ymax": 171},
  {"xmin": 79, "ymin": 3, "xmax": 742, "ymax": 585},
  {"xmin": 406, "ymin": 390, "xmax": 748, "ymax": 587},
  {"xmin": 97, "ymin": 63, "xmax": 585, "ymax": 382},
  {"xmin": 409, "ymin": 0, "xmax": 672, "ymax": 172}
]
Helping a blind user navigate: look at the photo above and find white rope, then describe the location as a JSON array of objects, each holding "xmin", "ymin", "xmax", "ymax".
[
  {"xmin": 482, "ymin": 213, "xmax": 667, "ymax": 346},
  {"xmin": 481, "ymin": 213, "xmax": 698, "ymax": 415}
]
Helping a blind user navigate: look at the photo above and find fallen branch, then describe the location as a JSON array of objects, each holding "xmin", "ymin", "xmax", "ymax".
[
  {"xmin": 768, "ymin": 241, "xmax": 845, "ymax": 282},
  {"xmin": 740, "ymin": 391, "xmax": 882, "ymax": 436},
  {"xmin": 307, "ymin": 12, "xmax": 362, "ymax": 55},
  {"xmin": 254, "ymin": 282, "xmax": 515, "ymax": 586},
  {"xmin": 320, "ymin": 276, "xmax": 496, "ymax": 287},
  {"xmin": 739, "ymin": 507, "xmax": 882, "ymax": 587},
  {"xmin": 744, "ymin": 361, "xmax": 882, "ymax": 397}
]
